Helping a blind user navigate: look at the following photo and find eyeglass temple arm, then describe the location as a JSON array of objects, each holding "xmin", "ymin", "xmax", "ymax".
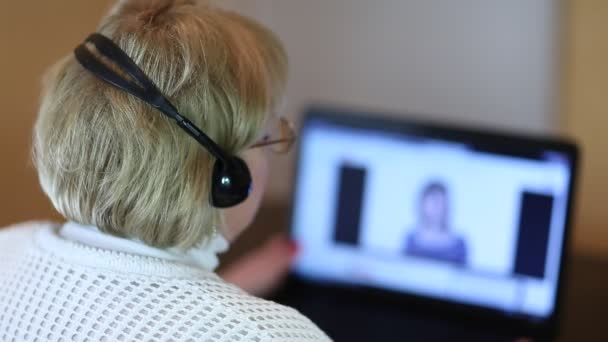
[
  {"xmin": 74, "ymin": 33, "xmax": 228, "ymax": 164},
  {"xmin": 250, "ymin": 137, "xmax": 295, "ymax": 149}
]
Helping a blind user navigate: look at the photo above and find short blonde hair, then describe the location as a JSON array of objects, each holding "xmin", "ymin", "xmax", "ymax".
[{"xmin": 33, "ymin": 0, "xmax": 287, "ymax": 248}]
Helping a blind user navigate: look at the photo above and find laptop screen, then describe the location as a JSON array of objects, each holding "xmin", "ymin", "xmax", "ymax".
[{"xmin": 290, "ymin": 110, "xmax": 575, "ymax": 320}]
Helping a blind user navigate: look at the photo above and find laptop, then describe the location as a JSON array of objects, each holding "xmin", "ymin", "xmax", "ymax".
[{"xmin": 274, "ymin": 107, "xmax": 579, "ymax": 341}]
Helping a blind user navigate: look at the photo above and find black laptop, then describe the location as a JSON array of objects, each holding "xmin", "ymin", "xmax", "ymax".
[{"xmin": 274, "ymin": 107, "xmax": 578, "ymax": 341}]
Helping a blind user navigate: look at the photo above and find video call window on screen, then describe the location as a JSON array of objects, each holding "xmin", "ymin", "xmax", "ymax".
[
  {"xmin": 333, "ymin": 164, "xmax": 556, "ymax": 279},
  {"xmin": 292, "ymin": 118, "xmax": 573, "ymax": 318}
]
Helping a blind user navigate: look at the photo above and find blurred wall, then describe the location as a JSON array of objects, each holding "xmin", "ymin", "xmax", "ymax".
[
  {"xmin": 0, "ymin": 1, "xmax": 115, "ymax": 225},
  {"xmin": 561, "ymin": 0, "xmax": 608, "ymax": 257},
  {"xmin": 228, "ymin": 0, "xmax": 560, "ymax": 199},
  {"xmin": 0, "ymin": 1, "xmax": 605, "ymax": 257}
]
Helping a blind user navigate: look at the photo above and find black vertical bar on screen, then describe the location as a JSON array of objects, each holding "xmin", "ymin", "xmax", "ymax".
[
  {"xmin": 513, "ymin": 192, "xmax": 555, "ymax": 279},
  {"xmin": 333, "ymin": 165, "xmax": 367, "ymax": 246}
]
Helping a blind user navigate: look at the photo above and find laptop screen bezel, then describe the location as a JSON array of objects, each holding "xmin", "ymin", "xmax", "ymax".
[{"xmin": 286, "ymin": 106, "xmax": 579, "ymax": 340}]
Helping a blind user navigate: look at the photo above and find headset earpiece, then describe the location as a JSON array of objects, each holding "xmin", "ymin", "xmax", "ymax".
[{"xmin": 211, "ymin": 156, "xmax": 252, "ymax": 208}]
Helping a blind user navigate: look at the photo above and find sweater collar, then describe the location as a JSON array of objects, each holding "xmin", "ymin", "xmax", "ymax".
[{"xmin": 59, "ymin": 221, "xmax": 229, "ymax": 272}]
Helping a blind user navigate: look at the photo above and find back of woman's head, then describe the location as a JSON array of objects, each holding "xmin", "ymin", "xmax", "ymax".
[{"xmin": 33, "ymin": 0, "xmax": 287, "ymax": 248}]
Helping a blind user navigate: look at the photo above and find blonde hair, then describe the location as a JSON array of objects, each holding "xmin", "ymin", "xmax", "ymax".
[{"xmin": 33, "ymin": 0, "xmax": 287, "ymax": 248}]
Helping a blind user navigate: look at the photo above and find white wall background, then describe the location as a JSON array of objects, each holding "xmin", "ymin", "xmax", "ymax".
[{"xmin": 221, "ymin": 0, "xmax": 561, "ymax": 201}]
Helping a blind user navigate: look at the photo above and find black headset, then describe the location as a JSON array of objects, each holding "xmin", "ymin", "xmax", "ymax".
[{"xmin": 74, "ymin": 33, "xmax": 252, "ymax": 208}]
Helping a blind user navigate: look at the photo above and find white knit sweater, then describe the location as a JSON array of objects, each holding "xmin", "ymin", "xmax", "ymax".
[{"xmin": 0, "ymin": 222, "xmax": 332, "ymax": 342}]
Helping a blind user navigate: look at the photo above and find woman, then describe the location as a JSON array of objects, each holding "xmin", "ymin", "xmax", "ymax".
[
  {"xmin": 0, "ymin": 0, "xmax": 331, "ymax": 340},
  {"xmin": 404, "ymin": 181, "xmax": 468, "ymax": 266}
]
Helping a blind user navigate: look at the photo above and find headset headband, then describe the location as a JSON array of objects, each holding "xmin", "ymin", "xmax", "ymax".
[{"xmin": 74, "ymin": 33, "xmax": 252, "ymax": 208}]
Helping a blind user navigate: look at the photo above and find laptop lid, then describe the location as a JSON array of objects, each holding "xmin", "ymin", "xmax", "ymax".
[{"xmin": 288, "ymin": 107, "xmax": 578, "ymax": 339}]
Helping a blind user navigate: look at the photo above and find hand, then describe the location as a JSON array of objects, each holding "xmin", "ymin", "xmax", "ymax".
[{"xmin": 219, "ymin": 233, "xmax": 298, "ymax": 297}]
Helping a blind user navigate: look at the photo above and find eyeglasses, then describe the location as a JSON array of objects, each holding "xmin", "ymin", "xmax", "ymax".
[{"xmin": 250, "ymin": 116, "xmax": 296, "ymax": 154}]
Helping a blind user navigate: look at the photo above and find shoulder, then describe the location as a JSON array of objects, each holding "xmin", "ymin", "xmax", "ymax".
[
  {"xmin": 0, "ymin": 249, "xmax": 331, "ymax": 341},
  {"xmin": 406, "ymin": 229, "xmax": 419, "ymax": 242},
  {"xmin": 0, "ymin": 222, "xmax": 331, "ymax": 340},
  {"xmin": 452, "ymin": 234, "xmax": 467, "ymax": 249},
  {"xmin": 183, "ymin": 277, "xmax": 333, "ymax": 341},
  {"xmin": 405, "ymin": 230, "xmax": 420, "ymax": 250},
  {"xmin": 0, "ymin": 220, "xmax": 57, "ymax": 235},
  {"xmin": 0, "ymin": 220, "xmax": 58, "ymax": 252},
  {"xmin": 86, "ymin": 274, "xmax": 332, "ymax": 341}
]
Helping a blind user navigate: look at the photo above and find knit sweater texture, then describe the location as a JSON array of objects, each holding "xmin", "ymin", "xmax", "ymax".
[{"xmin": 0, "ymin": 222, "xmax": 331, "ymax": 342}]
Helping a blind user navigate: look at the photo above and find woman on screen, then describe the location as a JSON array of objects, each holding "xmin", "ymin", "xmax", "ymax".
[{"xmin": 404, "ymin": 181, "xmax": 468, "ymax": 265}]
